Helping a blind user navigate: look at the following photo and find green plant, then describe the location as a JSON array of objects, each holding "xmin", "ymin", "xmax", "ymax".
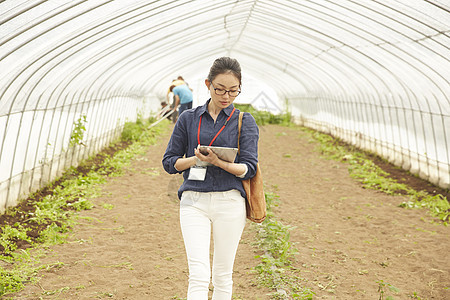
[
  {"xmin": 234, "ymin": 104, "xmax": 292, "ymax": 126},
  {"xmin": 252, "ymin": 192, "xmax": 314, "ymax": 299},
  {"xmin": 42, "ymin": 286, "xmax": 70, "ymax": 296},
  {"xmin": 0, "ymin": 252, "xmax": 64, "ymax": 297},
  {"xmin": 121, "ymin": 114, "xmax": 158, "ymax": 143},
  {"xmin": 102, "ymin": 203, "xmax": 114, "ymax": 210},
  {"xmin": 0, "ymin": 225, "xmax": 31, "ymax": 255},
  {"xmin": 400, "ymin": 193, "xmax": 450, "ymax": 223},
  {"xmin": 95, "ymin": 291, "xmax": 115, "ymax": 297},
  {"xmin": 302, "ymin": 128, "xmax": 449, "ymax": 224},
  {"xmin": 69, "ymin": 115, "xmax": 87, "ymax": 147},
  {"xmin": 236, "ymin": 106, "xmax": 449, "ymax": 222},
  {"xmin": 0, "ymin": 263, "xmax": 33, "ymax": 296},
  {"xmin": 408, "ymin": 291, "xmax": 422, "ymax": 299},
  {"xmin": 377, "ymin": 280, "xmax": 400, "ymax": 300},
  {"xmin": 0, "ymin": 117, "xmax": 168, "ymax": 297}
]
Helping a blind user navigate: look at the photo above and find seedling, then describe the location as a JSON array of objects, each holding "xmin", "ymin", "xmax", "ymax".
[{"xmin": 377, "ymin": 279, "xmax": 400, "ymax": 300}]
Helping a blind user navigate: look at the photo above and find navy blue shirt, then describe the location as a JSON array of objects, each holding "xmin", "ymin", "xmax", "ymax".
[{"xmin": 162, "ymin": 100, "xmax": 259, "ymax": 200}]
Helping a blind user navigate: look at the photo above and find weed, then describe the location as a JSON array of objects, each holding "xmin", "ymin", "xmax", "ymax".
[
  {"xmin": 0, "ymin": 265, "xmax": 29, "ymax": 296},
  {"xmin": 377, "ymin": 279, "xmax": 400, "ymax": 300},
  {"xmin": 42, "ymin": 286, "xmax": 70, "ymax": 295},
  {"xmin": 408, "ymin": 291, "xmax": 422, "ymax": 299},
  {"xmin": 102, "ymin": 203, "xmax": 114, "ymax": 210},
  {"xmin": 0, "ymin": 225, "xmax": 32, "ymax": 255},
  {"xmin": 252, "ymin": 192, "xmax": 314, "ymax": 299},
  {"xmin": 243, "ymin": 107, "xmax": 449, "ymax": 223},
  {"xmin": 70, "ymin": 115, "xmax": 87, "ymax": 147},
  {"xmin": 400, "ymin": 193, "xmax": 449, "ymax": 223},
  {"xmin": 244, "ymin": 108, "xmax": 449, "ymax": 223},
  {"xmin": 301, "ymin": 128, "xmax": 449, "ymax": 223},
  {"xmin": 96, "ymin": 291, "xmax": 114, "ymax": 298},
  {"xmin": 121, "ymin": 114, "xmax": 157, "ymax": 143},
  {"xmin": 0, "ymin": 252, "xmax": 63, "ymax": 297},
  {"xmin": 121, "ymin": 121, "xmax": 144, "ymax": 142},
  {"xmin": 234, "ymin": 104, "xmax": 292, "ymax": 126},
  {"xmin": 0, "ymin": 117, "xmax": 168, "ymax": 297}
]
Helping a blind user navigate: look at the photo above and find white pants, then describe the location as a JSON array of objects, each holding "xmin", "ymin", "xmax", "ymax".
[{"xmin": 180, "ymin": 190, "xmax": 246, "ymax": 300}]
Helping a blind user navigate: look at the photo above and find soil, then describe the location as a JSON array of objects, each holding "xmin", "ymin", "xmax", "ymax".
[{"xmin": 3, "ymin": 123, "xmax": 450, "ymax": 299}]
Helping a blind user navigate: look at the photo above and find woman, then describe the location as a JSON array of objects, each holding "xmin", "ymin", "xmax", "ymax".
[{"xmin": 162, "ymin": 57, "xmax": 259, "ymax": 299}]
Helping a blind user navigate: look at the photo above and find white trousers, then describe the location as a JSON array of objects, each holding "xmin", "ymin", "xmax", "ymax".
[{"xmin": 180, "ymin": 190, "xmax": 246, "ymax": 300}]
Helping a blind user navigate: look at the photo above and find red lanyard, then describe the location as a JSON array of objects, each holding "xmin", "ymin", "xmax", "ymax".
[{"xmin": 197, "ymin": 107, "xmax": 236, "ymax": 146}]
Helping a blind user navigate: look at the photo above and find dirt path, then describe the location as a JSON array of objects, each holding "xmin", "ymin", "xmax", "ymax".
[{"xmin": 8, "ymin": 124, "xmax": 449, "ymax": 299}]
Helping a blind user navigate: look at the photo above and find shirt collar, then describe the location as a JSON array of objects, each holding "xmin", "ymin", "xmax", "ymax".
[
  {"xmin": 200, "ymin": 99, "xmax": 235, "ymax": 117},
  {"xmin": 198, "ymin": 100, "xmax": 208, "ymax": 116},
  {"xmin": 222, "ymin": 102, "xmax": 235, "ymax": 116}
]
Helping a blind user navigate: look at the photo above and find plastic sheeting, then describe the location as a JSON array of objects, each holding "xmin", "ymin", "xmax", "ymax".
[{"xmin": 0, "ymin": 0, "xmax": 449, "ymax": 212}]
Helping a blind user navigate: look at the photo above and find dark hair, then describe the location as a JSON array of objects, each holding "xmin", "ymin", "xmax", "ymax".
[{"xmin": 207, "ymin": 57, "xmax": 241, "ymax": 86}]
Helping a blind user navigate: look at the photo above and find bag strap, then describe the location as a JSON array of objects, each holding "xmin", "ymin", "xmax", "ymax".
[{"xmin": 237, "ymin": 112, "xmax": 244, "ymax": 154}]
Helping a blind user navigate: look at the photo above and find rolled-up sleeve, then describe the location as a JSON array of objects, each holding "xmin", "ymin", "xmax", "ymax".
[
  {"xmin": 237, "ymin": 112, "xmax": 259, "ymax": 180},
  {"xmin": 162, "ymin": 116, "xmax": 187, "ymax": 174}
]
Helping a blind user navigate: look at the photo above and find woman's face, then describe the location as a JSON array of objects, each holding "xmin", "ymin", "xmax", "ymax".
[{"xmin": 206, "ymin": 73, "xmax": 241, "ymax": 110}]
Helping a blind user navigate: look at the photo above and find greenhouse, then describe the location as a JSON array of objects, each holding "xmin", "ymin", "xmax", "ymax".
[
  {"xmin": 0, "ymin": 0, "xmax": 449, "ymax": 299},
  {"xmin": 1, "ymin": 0, "xmax": 449, "ymax": 210}
]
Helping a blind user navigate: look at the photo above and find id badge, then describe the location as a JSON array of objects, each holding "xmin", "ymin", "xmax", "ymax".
[{"xmin": 188, "ymin": 166, "xmax": 207, "ymax": 181}]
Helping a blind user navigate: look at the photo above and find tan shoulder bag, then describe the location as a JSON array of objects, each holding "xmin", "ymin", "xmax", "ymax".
[{"xmin": 238, "ymin": 112, "xmax": 266, "ymax": 223}]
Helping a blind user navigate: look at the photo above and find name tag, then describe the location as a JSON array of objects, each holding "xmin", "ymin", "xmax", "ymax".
[{"xmin": 188, "ymin": 166, "xmax": 207, "ymax": 181}]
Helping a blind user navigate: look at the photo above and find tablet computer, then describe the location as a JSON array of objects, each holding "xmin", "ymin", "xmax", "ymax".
[{"xmin": 197, "ymin": 145, "xmax": 238, "ymax": 166}]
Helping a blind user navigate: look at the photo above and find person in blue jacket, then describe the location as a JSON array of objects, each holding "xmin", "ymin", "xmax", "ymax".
[
  {"xmin": 171, "ymin": 81, "xmax": 193, "ymax": 117},
  {"xmin": 162, "ymin": 57, "xmax": 259, "ymax": 300}
]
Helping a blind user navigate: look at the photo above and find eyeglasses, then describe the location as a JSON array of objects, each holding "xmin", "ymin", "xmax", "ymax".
[{"xmin": 210, "ymin": 82, "xmax": 241, "ymax": 97}]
